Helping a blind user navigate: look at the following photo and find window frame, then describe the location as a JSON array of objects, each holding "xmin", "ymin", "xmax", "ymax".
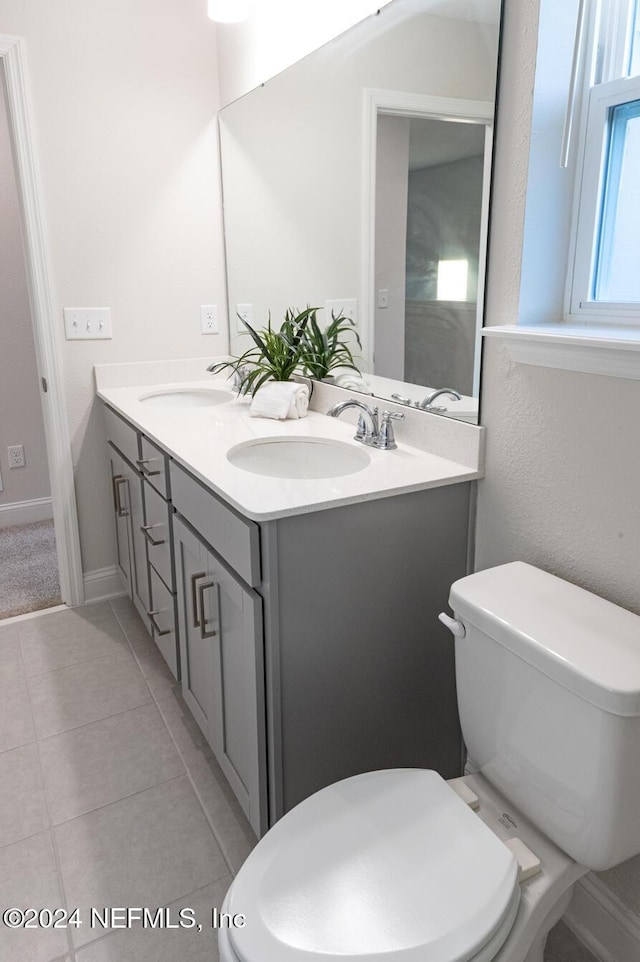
[{"xmin": 567, "ymin": 0, "xmax": 640, "ymax": 326}]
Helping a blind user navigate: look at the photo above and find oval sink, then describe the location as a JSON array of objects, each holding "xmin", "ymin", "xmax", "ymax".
[
  {"xmin": 138, "ymin": 388, "xmax": 232, "ymax": 408},
  {"xmin": 227, "ymin": 437, "xmax": 370, "ymax": 479}
]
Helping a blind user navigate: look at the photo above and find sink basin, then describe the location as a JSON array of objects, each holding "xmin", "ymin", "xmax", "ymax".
[
  {"xmin": 227, "ymin": 437, "xmax": 370, "ymax": 479},
  {"xmin": 138, "ymin": 388, "xmax": 232, "ymax": 408}
]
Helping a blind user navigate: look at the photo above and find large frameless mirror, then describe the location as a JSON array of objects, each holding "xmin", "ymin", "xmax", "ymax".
[{"xmin": 219, "ymin": 0, "xmax": 502, "ymax": 423}]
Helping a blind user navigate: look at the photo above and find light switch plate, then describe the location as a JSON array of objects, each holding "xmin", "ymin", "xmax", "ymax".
[{"xmin": 64, "ymin": 308, "xmax": 112, "ymax": 340}]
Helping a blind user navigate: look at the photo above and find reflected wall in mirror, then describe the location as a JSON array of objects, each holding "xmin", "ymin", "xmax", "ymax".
[{"xmin": 219, "ymin": 0, "xmax": 502, "ymax": 423}]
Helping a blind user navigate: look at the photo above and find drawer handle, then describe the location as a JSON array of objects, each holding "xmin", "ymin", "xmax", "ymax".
[
  {"xmin": 198, "ymin": 581, "xmax": 219, "ymax": 639},
  {"xmin": 190, "ymin": 572, "xmax": 207, "ymax": 628},
  {"xmin": 113, "ymin": 477, "xmax": 128, "ymax": 517},
  {"xmin": 147, "ymin": 609, "xmax": 172, "ymax": 637},
  {"xmin": 136, "ymin": 457, "xmax": 162, "ymax": 478},
  {"xmin": 141, "ymin": 524, "xmax": 166, "ymax": 547}
]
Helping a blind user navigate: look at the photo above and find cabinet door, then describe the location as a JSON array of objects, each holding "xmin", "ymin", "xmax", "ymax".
[
  {"xmin": 108, "ymin": 447, "xmax": 132, "ymax": 592},
  {"xmin": 173, "ymin": 513, "xmax": 266, "ymax": 836},
  {"xmin": 203, "ymin": 552, "xmax": 265, "ymax": 836},
  {"xmin": 119, "ymin": 457, "xmax": 150, "ymax": 631},
  {"xmin": 173, "ymin": 515, "xmax": 215, "ymax": 739}
]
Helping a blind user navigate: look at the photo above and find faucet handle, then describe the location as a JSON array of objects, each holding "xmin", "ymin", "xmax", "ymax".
[
  {"xmin": 355, "ymin": 406, "xmax": 379, "ymax": 443},
  {"xmin": 377, "ymin": 410, "xmax": 405, "ymax": 450}
]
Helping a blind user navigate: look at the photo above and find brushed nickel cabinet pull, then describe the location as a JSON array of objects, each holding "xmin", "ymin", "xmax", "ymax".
[
  {"xmin": 113, "ymin": 477, "xmax": 128, "ymax": 517},
  {"xmin": 141, "ymin": 524, "xmax": 166, "ymax": 547},
  {"xmin": 198, "ymin": 581, "xmax": 218, "ymax": 639},
  {"xmin": 190, "ymin": 572, "xmax": 207, "ymax": 628},
  {"xmin": 136, "ymin": 457, "xmax": 161, "ymax": 477},
  {"xmin": 147, "ymin": 609, "xmax": 171, "ymax": 637},
  {"xmin": 111, "ymin": 474, "xmax": 123, "ymax": 513}
]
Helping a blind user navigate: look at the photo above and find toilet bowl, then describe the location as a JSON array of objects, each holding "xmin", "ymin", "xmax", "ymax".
[
  {"xmin": 219, "ymin": 562, "xmax": 640, "ymax": 962},
  {"xmin": 218, "ymin": 768, "xmax": 585, "ymax": 962}
]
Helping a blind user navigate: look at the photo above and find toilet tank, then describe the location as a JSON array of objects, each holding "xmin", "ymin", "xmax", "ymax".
[{"xmin": 449, "ymin": 562, "xmax": 640, "ymax": 871}]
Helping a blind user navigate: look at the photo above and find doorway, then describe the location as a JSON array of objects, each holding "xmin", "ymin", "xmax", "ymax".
[{"xmin": 0, "ymin": 36, "xmax": 83, "ymax": 616}]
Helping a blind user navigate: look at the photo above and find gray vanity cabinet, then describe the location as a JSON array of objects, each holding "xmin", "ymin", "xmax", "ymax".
[
  {"xmin": 173, "ymin": 513, "xmax": 266, "ymax": 836},
  {"xmin": 104, "ymin": 405, "xmax": 179, "ymax": 674},
  {"xmin": 261, "ymin": 481, "xmax": 470, "ymax": 819},
  {"xmin": 102, "ymin": 401, "xmax": 472, "ymax": 840}
]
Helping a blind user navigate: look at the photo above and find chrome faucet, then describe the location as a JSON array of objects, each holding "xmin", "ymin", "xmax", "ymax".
[
  {"xmin": 417, "ymin": 388, "xmax": 461, "ymax": 410},
  {"xmin": 206, "ymin": 362, "xmax": 250, "ymax": 393},
  {"xmin": 390, "ymin": 387, "xmax": 462, "ymax": 411},
  {"xmin": 327, "ymin": 399, "xmax": 404, "ymax": 449}
]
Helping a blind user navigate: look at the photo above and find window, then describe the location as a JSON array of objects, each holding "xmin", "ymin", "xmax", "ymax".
[{"xmin": 570, "ymin": 0, "xmax": 640, "ymax": 322}]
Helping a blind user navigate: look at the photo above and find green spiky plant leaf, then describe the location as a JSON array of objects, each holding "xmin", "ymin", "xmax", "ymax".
[
  {"xmin": 207, "ymin": 307, "xmax": 317, "ymax": 395},
  {"xmin": 298, "ymin": 310, "xmax": 362, "ymax": 379}
]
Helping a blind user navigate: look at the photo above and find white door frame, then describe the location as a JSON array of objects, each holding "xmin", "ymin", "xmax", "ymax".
[
  {"xmin": 361, "ymin": 88, "xmax": 494, "ymax": 394},
  {"xmin": 1, "ymin": 34, "xmax": 84, "ymax": 606}
]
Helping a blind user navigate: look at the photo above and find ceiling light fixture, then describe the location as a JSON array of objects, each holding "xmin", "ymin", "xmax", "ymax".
[{"xmin": 207, "ymin": 0, "xmax": 250, "ymax": 23}]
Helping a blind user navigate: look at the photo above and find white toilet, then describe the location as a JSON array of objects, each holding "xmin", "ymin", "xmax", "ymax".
[{"xmin": 219, "ymin": 561, "xmax": 640, "ymax": 962}]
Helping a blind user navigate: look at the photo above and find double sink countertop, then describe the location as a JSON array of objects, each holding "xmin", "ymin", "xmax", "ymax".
[{"xmin": 95, "ymin": 359, "xmax": 485, "ymax": 522}]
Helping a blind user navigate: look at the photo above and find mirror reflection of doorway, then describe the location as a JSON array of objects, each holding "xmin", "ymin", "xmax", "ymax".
[
  {"xmin": 374, "ymin": 114, "xmax": 487, "ymax": 395},
  {"xmin": 0, "ymin": 66, "xmax": 61, "ymax": 620}
]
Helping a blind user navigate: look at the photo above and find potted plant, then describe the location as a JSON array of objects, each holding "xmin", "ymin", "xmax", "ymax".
[
  {"xmin": 298, "ymin": 309, "xmax": 362, "ymax": 380},
  {"xmin": 208, "ymin": 307, "xmax": 317, "ymax": 395}
]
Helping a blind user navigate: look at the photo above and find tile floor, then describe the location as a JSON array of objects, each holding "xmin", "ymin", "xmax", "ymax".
[
  {"xmin": 0, "ymin": 596, "xmax": 255, "ymax": 962},
  {"xmin": 0, "ymin": 597, "xmax": 599, "ymax": 962}
]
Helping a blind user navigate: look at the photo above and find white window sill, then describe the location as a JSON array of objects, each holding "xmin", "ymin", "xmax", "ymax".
[{"xmin": 481, "ymin": 324, "xmax": 640, "ymax": 380}]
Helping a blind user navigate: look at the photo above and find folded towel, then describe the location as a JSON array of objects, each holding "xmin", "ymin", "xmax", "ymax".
[
  {"xmin": 333, "ymin": 373, "xmax": 374, "ymax": 394},
  {"xmin": 250, "ymin": 381, "xmax": 309, "ymax": 420}
]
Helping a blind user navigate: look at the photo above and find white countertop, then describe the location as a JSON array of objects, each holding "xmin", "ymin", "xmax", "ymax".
[{"xmin": 96, "ymin": 371, "xmax": 482, "ymax": 522}]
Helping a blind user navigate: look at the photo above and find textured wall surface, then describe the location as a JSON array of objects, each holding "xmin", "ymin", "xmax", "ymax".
[
  {"xmin": 478, "ymin": 0, "xmax": 640, "ymax": 919},
  {"xmin": 0, "ymin": 0, "xmax": 227, "ymax": 572},
  {"xmin": 0, "ymin": 80, "xmax": 50, "ymax": 506}
]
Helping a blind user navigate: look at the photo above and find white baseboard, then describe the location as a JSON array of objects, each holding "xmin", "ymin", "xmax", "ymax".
[
  {"xmin": 0, "ymin": 496, "xmax": 53, "ymax": 528},
  {"xmin": 83, "ymin": 566, "xmax": 127, "ymax": 603},
  {"xmin": 564, "ymin": 873, "xmax": 640, "ymax": 962}
]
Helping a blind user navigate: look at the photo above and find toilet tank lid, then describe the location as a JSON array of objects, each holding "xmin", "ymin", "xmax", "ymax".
[{"xmin": 450, "ymin": 562, "xmax": 640, "ymax": 716}]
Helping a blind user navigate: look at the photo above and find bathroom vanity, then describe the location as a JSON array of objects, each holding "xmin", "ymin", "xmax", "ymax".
[{"xmin": 97, "ymin": 364, "xmax": 484, "ymax": 836}]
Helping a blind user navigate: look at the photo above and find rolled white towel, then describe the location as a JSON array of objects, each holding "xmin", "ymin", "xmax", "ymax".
[
  {"xmin": 333, "ymin": 373, "xmax": 373, "ymax": 394},
  {"xmin": 250, "ymin": 381, "xmax": 309, "ymax": 420}
]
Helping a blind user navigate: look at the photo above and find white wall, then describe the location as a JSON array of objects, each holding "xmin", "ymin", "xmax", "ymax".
[
  {"xmin": 216, "ymin": 0, "xmax": 394, "ymax": 106},
  {"xmin": 0, "ymin": 0, "xmax": 227, "ymax": 574},
  {"xmin": 478, "ymin": 0, "xmax": 640, "ymax": 930},
  {"xmin": 0, "ymin": 75, "xmax": 51, "ymax": 508}
]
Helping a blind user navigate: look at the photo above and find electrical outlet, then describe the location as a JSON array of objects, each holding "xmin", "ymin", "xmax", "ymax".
[
  {"xmin": 200, "ymin": 304, "xmax": 218, "ymax": 334},
  {"xmin": 64, "ymin": 307, "xmax": 112, "ymax": 340},
  {"xmin": 8, "ymin": 444, "xmax": 25, "ymax": 468},
  {"xmin": 325, "ymin": 298, "xmax": 358, "ymax": 327},
  {"xmin": 235, "ymin": 303, "xmax": 253, "ymax": 335}
]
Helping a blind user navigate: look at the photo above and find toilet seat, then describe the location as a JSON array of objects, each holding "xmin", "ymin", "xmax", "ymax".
[{"xmin": 224, "ymin": 769, "xmax": 520, "ymax": 962}]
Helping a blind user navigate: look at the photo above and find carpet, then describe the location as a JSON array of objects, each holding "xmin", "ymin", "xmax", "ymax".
[{"xmin": 0, "ymin": 519, "xmax": 62, "ymax": 619}]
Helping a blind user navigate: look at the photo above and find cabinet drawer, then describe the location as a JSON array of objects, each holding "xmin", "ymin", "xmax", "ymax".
[
  {"xmin": 170, "ymin": 461, "xmax": 260, "ymax": 587},
  {"xmin": 138, "ymin": 436, "xmax": 169, "ymax": 498},
  {"xmin": 143, "ymin": 481, "xmax": 173, "ymax": 590},
  {"xmin": 148, "ymin": 567, "xmax": 178, "ymax": 679},
  {"xmin": 103, "ymin": 405, "xmax": 140, "ymax": 467}
]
